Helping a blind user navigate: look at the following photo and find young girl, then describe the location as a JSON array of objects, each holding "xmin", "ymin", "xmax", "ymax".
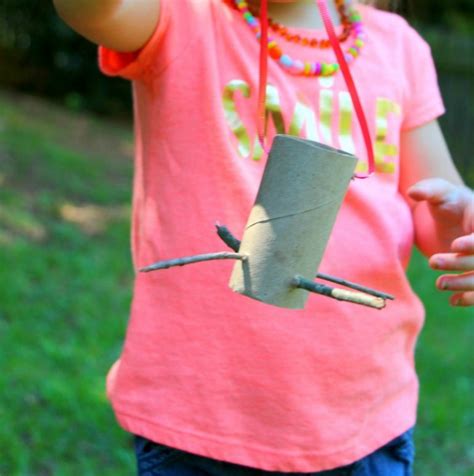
[{"xmin": 53, "ymin": 0, "xmax": 473, "ymax": 474}]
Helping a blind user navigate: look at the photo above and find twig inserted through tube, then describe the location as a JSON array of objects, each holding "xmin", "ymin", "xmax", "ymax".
[
  {"xmin": 216, "ymin": 222, "xmax": 241, "ymax": 252},
  {"xmin": 293, "ymin": 276, "xmax": 386, "ymax": 310},
  {"xmin": 216, "ymin": 223, "xmax": 394, "ymax": 302},
  {"xmin": 215, "ymin": 223, "xmax": 241, "ymax": 252},
  {"xmin": 140, "ymin": 252, "xmax": 248, "ymax": 273},
  {"xmin": 316, "ymin": 273, "xmax": 395, "ymax": 300}
]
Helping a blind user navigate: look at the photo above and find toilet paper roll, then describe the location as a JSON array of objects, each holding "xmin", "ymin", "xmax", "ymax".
[{"xmin": 229, "ymin": 134, "xmax": 358, "ymax": 309}]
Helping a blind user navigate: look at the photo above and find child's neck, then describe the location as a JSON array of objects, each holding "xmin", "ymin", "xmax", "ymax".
[{"xmin": 247, "ymin": 0, "xmax": 341, "ymax": 30}]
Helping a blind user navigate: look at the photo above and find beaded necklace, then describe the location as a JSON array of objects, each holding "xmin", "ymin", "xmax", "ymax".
[
  {"xmin": 233, "ymin": 0, "xmax": 365, "ymax": 77},
  {"xmin": 250, "ymin": 0, "xmax": 352, "ymax": 49},
  {"xmin": 268, "ymin": 18, "xmax": 352, "ymax": 49}
]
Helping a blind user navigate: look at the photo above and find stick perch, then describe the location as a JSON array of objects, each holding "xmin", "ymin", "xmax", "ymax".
[
  {"xmin": 140, "ymin": 252, "xmax": 247, "ymax": 273},
  {"xmin": 316, "ymin": 273, "xmax": 395, "ymax": 300},
  {"xmin": 216, "ymin": 222, "xmax": 241, "ymax": 252},
  {"xmin": 216, "ymin": 224, "xmax": 393, "ymax": 301},
  {"xmin": 293, "ymin": 276, "xmax": 386, "ymax": 310}
]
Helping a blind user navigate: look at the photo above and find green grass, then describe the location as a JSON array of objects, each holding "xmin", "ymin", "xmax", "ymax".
[
  {"xmin": 0, "ymin": 92, "xmax": 135, "ymax": 476},
  {"xmin": 410, "ymin": 254, "xmax": 474, "ymax": 475},
  {"xmin": 0, "ymin": 91, "xmax": 473, "ymax": 476}
]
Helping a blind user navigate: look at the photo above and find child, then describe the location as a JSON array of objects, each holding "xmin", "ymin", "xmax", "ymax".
[{"xmin": 52, "ymin": 0, "xmax": 473, "ymax": 474}]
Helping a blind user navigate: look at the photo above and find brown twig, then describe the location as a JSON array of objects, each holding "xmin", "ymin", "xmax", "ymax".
[
  {"xmin": 140, "ymin": 252, "xmax": 248, "ymax": 273},
  {"xmin": 316, "ymin": 273, "xmax": 395, "ymax": 300},
  {"xmin": 293, "ymin": 275, "xmax": 386, "ymax": 310},
  {"xmin": 215, "ymin": 223, "xmax": 241, "ymax": 252},
  {"xmin": 216, "ymin": 223, "xmax": 394, "ymax": 302}
]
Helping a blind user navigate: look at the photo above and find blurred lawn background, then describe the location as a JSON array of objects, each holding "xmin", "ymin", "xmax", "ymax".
[
  {"xmin": 0, "ymin": 0, "xmax": 473, "ymax": 475},
  {"xmin": 0, "ymin": 92, "xmax": 473, "ymax": 476}
]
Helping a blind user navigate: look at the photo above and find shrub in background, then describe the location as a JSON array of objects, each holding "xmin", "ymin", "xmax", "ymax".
[{"xmin": 0, "ymin": 1, "xmax": 131, "ymax": 116}]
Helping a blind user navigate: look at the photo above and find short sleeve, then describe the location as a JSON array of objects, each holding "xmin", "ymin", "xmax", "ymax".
[
  {"xmin": 98, "ymin": 0, "xmax": 172, "ymax": 81},
  {"xmin": 401, "ymin": 26, "xmax": 445, "ymax": 130}
]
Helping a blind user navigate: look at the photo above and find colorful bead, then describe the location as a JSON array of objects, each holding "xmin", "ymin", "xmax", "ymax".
[
  {"xmin": 320, "ymin": 63, "xmax": 330, "ymax": 76},
  {"xmin": 279, "ymin": 55, "xmax": 293, "ymax": 68},
  {"xmin": 348, "ymin": 47, "xmax": 358, "ymax": 57},
  {"xmin": 269, "ymin": 44, "xmax": 283, "ymax": 59}
]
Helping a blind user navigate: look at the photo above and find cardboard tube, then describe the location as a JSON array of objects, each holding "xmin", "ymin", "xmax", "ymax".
[{"xmin": 229, "ymin": 135, "xmax": 357, "ymax": 309}]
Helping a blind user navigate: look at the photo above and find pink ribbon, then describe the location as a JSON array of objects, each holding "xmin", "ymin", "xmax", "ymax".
[{"xmin": 257, "ymin": 0, "xmax": 375, "ymax": 178}]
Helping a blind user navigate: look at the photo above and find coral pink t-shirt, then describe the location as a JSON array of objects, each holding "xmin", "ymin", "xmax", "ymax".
[{"xmin": 99, "ymin": 1, "xmax": 444, "ymax": 471}]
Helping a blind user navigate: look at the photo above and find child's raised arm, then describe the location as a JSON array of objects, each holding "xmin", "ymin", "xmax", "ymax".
[{"xmin": 52, "ymin": 0, "xmax": 160, "ymax": 51}]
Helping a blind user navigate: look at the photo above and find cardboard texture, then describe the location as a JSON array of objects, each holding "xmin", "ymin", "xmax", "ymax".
[{"xmin": 229, "ymin": 135, "xmax": 357, "ymax": 309}]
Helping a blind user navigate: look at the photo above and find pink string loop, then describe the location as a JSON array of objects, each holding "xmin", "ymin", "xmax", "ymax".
[
  {"xmin": 257, "ymin": 0, "xmax": 375, "ymax": 178},
  {"xmin": 257, "ymin": 0, "xmax": 270, "ymax": 153},
  {"xmin": 316, "ymin": 0, "xmax": 374, "ymax": 178}
]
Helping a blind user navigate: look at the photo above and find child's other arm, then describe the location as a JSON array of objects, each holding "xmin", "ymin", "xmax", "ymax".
[
  {"xmin": 52, "ymin": 0, "xmax": 160, "ymax": 51},
  {"xmin": 399, "ymin": 120, "xmax": 474, "ymax": 306}
]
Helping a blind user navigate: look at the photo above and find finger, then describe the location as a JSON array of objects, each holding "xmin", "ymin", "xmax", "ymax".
[
  {"xmin": 451, "ymin": 233, "xmax": 474, "ymax": 254},
  {"xmin": 407, "ymin": 178, "xmax": 456, "ymax": 204},
  {"xmin": 450, "ymin": 291, "xmax": 474, "ymax": 307},
  {"xmin": 437, "ymin": 272, "xmax": 474, "ymax": 292},
  {"xmin": 430, "ymin": 253, "xmax": 474, "ymax": 272}
]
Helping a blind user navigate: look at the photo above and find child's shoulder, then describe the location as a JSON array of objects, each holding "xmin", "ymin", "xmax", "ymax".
[
  {"xmin": 359, "ymin": 4, "xmax": 431, "ymax": 53},
  {"xmin": 360, "ymin": 4, "xmax": 421, "ymax": 38},
  {"xmin": 359, "ymin": 3, "xmax": 408, "ymax": 26}
]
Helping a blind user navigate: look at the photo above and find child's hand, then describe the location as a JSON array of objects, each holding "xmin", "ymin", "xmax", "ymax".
[
  {"xmin": 408, "ymin": 178, "xmax": 474, "ymax": 307},
  {"xmin": 429, "ymin": 233, "xmax": 474, "ymax": 307}
]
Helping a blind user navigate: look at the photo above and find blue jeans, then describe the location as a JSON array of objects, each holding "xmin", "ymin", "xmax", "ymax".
[{"xmin": 134, "ymin": 428, "xmax": 415, "ymax": 476}]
